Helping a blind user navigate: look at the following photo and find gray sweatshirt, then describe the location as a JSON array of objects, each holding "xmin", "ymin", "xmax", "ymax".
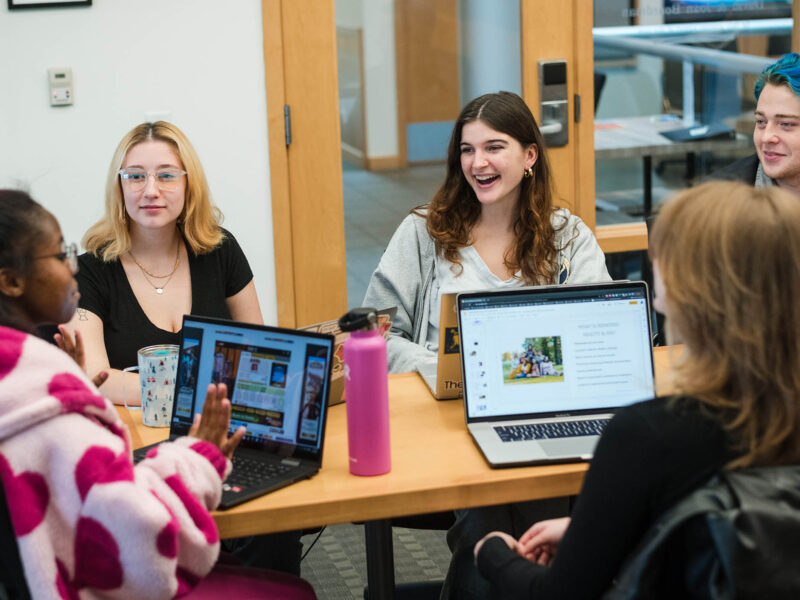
[{"xmin": 363, "ymin": 209, "xmax": 611, "ymax": 373}]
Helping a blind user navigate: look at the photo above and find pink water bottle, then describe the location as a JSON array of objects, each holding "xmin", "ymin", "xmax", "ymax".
[{"xmin": 339, "ymin": 307, "xmax": 391, "ymax": 476}]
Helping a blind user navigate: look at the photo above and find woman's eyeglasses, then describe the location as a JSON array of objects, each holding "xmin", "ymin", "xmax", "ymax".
[
  {"xmin": 35, "ymin": 242, "xmax": 78, "ymax": 273},
  {"xmin": 118, "ymin": 168, "xmax": 187, "ymax": 191}
]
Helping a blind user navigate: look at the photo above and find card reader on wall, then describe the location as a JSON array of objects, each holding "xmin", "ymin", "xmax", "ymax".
[
  {"xmin": 538, "ymin": 60, "xmax": 567, "ymax": 147},
  {"xmin": 48, "ymin": 68, "xmax": 73, "ymax": 106}
]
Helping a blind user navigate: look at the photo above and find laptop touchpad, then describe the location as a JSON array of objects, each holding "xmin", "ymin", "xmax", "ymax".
[{"xmin": 539, "ymin": 437, "xmax": 597, "ymax": 458}]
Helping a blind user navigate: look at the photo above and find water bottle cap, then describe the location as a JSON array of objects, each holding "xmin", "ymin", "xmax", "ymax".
[{"xmin": 339, "ymin": 307, "xmax": 379, "ymax": 332}]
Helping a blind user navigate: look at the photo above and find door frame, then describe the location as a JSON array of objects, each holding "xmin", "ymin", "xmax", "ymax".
[{"xmin": 262, "ymin": 0, "xmax": 348, "ymax": 328}]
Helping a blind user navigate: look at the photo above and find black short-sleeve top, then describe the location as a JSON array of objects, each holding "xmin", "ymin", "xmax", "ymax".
[{"xmin": 76, "ymin": 228, "xmax": 253, "ymax": 370}]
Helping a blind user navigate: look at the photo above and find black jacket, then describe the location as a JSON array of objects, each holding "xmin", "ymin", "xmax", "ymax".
[
  {"xmin": 604, "ymin": 465, "xmax": 800, "ymax": 600},
  {"xmin": 707, "ymin": 154, "xmax": 760, "ymax": 185}
]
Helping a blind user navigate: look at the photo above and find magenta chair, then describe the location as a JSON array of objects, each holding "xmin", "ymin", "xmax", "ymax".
[{"xmin": 187, "ymin": 564, "xmax": 317, "ymax": 599}]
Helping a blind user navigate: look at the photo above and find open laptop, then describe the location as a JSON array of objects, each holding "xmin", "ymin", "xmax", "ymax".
[
  {"xmin": 299, "ymin": 307, "xmax": 397, "ymax": 407},
  {"xmin": 134, "ymin": 315, "xmax": 335, "ymax": 509},
  {"xmin": 417, "ymin": 293, "xmax": 463, "ymax": 399},
  {"xmin": 457, "ymin": 281, "xmax": 654, "ymax": 468}
]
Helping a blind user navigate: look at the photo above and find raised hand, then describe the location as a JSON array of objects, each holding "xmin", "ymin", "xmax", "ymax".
[
  {"xmin": 188, "ymin": 383, "xmax": 246, "ymax": 459},
  {"xmin": 55, "ymin": 325, "xmax": 108, "ymax": 388}
]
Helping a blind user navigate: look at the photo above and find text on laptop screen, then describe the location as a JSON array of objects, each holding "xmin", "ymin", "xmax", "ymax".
[
  {"xmin": 459, "ymin": 286, "xmax": 654, "ymax": 419},
  {"xmin": 173, "ymin": 318, "xmax": 333, "ymax": 453}
]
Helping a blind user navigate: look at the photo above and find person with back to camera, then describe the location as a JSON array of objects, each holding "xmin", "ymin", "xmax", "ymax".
[
  {"xmin": 0, "ymin": 190, "xmax": 317, "ymax": 599},
  {"xmin": 472, "ymin": 181, "xmax": 800, "ymax": 598},
  {"xmin": 362, "ymin": 91, "xmax": 610, "ymax": 599},
  {"xmin": 711, "ymin": 52, "xmax": 800, "ymax": 199},
  {"xmin": 65, "ymin": 121, "xmax": 302, "ymax": 575},
  {"xmin": 364, "ymin": 91, "xmax": 609, "ymax": 376}
]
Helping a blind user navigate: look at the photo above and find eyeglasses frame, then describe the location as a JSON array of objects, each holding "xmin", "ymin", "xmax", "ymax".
[
  {"xmin": 117, "ymin": 168, "xmax": 188, "ymax": 191},
  {"xmin": 34, "ymin": 241, "xmax": 79, "ymax": 274}
]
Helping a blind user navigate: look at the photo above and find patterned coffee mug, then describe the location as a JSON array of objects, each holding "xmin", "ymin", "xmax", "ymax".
[{"xmin": 122, "ymin": 344, "xmax": 179, "ymax": 428}]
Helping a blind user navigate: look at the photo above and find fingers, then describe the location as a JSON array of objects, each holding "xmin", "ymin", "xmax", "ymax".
[
  {"xmin": 188, "ymin": 413, "xmax": 201, "ymax": 437},
  {"xmin": 519, "ymin": 521, "xmax": 546, "ymax": 546},
  {"xmin": 192, "ymin": 384, "xmax": 242, "ymax": 458},
  {"xmin": 91, "ymin": 371, "xmax": 109, "ymax": 388},
  {"xmin": 55, "ymin": 326, "xmax": 86, "ymax": 370},
  {"xmin": 220, "ymin": 425, "xmax": 247, "ymax": 459}
]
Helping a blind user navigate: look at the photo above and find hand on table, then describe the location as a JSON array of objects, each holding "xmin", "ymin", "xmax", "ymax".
[
  {"xmin": 55, "ymin": 325, "xmax": 108, "ymax": 388},
  {"xmin": 189, "ymin": 383, "xmax": 246, "ymax": 459},
  {"xmin": 517, "ymin": 517, "xmax": 571, "ymax": 566}
]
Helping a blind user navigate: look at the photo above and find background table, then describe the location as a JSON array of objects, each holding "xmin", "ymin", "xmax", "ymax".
[{"xmin": 595, "ymin": 115, "xmax": 752, "ymax": 218}]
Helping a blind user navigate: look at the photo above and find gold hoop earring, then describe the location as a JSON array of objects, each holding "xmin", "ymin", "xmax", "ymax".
[{"xmin": 523, "ymin": 166, "xmax": 534, "ymax": 178}]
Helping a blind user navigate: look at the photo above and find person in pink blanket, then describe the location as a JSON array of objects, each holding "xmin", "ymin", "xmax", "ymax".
[{"xmin": 0, "ymin": 189, "xmax": 315, "ymax": 599}]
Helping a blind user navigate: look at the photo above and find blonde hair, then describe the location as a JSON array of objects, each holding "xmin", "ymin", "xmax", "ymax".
[
  {"xmin": 83, "ymin": 121, "xmax": 223, "ymax": 260},
  {"xmin": 650, "ymin": 181, "xmax": 800, "ymax": 468}
]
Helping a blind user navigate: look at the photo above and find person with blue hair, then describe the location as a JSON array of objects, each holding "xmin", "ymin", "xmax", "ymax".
[{"xmin": 712, "ymin": 52, "xmax": 800, "ymax": 198}]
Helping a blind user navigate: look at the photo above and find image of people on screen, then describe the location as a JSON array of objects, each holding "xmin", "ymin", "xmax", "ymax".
[{"xmin": 503, "ymin": 336, "xmax": 564, "ymax": 384}]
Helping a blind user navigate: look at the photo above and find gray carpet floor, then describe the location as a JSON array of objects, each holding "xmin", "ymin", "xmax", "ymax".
[{"xmin": 300, "ymin": 523, "xmax": 452, "ymax": 599}]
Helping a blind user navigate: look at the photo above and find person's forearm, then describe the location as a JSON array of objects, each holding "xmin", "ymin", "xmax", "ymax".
[{"xmin": 97, "ymin": 368, "xmax": 142, "ymax": 406}]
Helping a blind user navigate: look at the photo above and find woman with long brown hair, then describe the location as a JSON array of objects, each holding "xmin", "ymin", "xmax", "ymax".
[
  {"xmin": 364, "ymin": 91, "xmax": 610, "ymax": 598},
  {"xmin": 473, "ymin": 181, "xmax": 800, "ymax": 598},
  {"xmin": 364, "ymin": 91, "xmax": 609, "ymax": 374}
]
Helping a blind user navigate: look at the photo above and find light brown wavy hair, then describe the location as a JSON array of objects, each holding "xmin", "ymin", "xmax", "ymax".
[
  {"xmin": 415, "ymin": 91, "xmax": 563, "ymax": 284},
  {"xmin": 650, "ymin": 181, "xmax": 800, "ymax": 468},
  {"xmin": 83, "ymin": 121, "xmax": 223, "ymax": 261}
]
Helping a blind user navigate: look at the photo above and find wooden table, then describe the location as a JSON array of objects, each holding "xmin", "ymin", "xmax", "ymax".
[{"xmin": 121, "ymin": 345, "xmax": 679, "ymax": 598}]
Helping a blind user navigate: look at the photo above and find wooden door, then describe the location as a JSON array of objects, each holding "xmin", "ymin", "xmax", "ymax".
[{"xmin": 262, "ymin": 0, "xmax": 347, "ymax": 327}]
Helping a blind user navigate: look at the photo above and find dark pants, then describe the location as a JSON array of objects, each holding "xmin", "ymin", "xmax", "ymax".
[
  {"xmin": 440, "ymin": 498, "xmax": 569, "ymax": 600},
  {"xmin": 221, "ymin": 530, "xmax": 303, "ymax": 576}
]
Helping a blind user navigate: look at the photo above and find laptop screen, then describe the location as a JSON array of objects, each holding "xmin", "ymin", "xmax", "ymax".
[
  {"xmin": 458, "ymin": 283, "xmax": 654, "ymax": 421},
  {"xmin": 171, "ymin": 316, "xmax": 334, "ymax": 460}
]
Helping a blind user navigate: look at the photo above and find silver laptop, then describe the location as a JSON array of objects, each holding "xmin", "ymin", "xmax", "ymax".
[
  {"xmin": 457, "ymin": 281, "xmax": 654, "ymax": 468},
  {"xmin": 417, "ymin": 293, "xmax": 463, "ymax": 399}
]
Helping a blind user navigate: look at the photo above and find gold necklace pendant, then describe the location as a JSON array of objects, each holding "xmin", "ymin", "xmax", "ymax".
[{"xmin": 129, "ymin": 240, "xmax": 180, "ymax": 294}]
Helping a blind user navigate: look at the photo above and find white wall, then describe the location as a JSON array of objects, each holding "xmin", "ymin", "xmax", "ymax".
[{"xmin": 0, "ymin": 0, "xmax": 277, "ymax": 323}]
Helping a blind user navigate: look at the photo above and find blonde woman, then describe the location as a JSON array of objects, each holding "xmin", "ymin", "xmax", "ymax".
[
  {"xmin": 69, "ymin": 121, "xmax": 262, "ymax": 406},
  {"xmin": 69, "ymin": 123, "xmax": 307, "ymax": 575},
  {"xmin": 473, "ymin": 182, "xmax": 800, "ymax": 598}
]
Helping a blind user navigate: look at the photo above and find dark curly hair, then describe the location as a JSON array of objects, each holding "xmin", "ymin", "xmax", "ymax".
[
  {"xmin": 0, "ymin": 189, "xmax": 51, "ymax": 329},
  {"xmin": 414, "ymin": 91, "xmax": 563, "ymax": 284}
]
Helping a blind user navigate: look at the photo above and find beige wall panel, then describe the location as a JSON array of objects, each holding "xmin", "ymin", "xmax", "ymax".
[
  {"xmin": 398, "ymin": 0, "xmax": 460, "ymax": 124},
  {"xmin": 794, "ymin": 2, "xmax": 800, "ymax": 53}
]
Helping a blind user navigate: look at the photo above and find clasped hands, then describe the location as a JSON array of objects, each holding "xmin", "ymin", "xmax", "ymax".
[{"xmin": 474, "ymin": 517, "xmax": 571, "ymax": 567}]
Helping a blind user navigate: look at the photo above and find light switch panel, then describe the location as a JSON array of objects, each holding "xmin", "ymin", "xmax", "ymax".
[{"xmin": 48, "ymin": 68, "xmax": 73, "ymax": 106}]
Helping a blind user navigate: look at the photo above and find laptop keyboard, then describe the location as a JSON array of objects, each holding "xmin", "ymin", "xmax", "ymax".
[
  {"xmin": 494, "ymin": 418, "xmax": 609, "ymax": 443},
  {"xmin": 132, "ymin": 447, "xmax": 299, "ymax": 491},
  {"xmin": 225, "ymin": 454, "xmax": 298, "ymax": 491}
]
